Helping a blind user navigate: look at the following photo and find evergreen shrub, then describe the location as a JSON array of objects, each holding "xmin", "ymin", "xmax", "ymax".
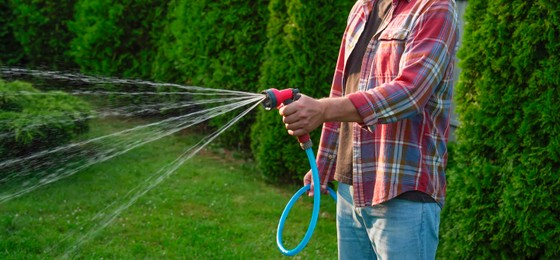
[
  {"xmin": 2, "ymin": 0, "xmax": 76, "ymax": 68},
  {"xmin": 0, "ymin": 1, "xmax": 25, "ymax": 66},
  {"xmin": 251, "ymin": 0, "xmax": 354, "ymax": 182},
  {"xmin": 69, "ymin": 0, "xmax": 167, "ymax": 79},
  {"xmin": 152, "ymin": 0, "xmax": 270, "ymax": 151},
  {"xmin": 440, "ymin": 1, "xmax": 560, "ymax": 258},
  {"xmin": 68, "ymin": 0, "xmax": 173, "ymax": 116},
  {"xmin": 0, "ymin": 80, "xmax": 90, "ymax": 159}
]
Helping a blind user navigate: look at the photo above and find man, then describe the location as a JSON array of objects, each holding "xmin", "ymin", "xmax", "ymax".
[{"xmin": 279, "ymin": 0, "xmax": 459, "ymax": 258}]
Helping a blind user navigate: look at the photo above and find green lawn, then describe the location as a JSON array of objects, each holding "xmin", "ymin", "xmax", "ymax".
[{"xmin": 0, "ymin": 119, "xmax": 337, "ymax": 259}]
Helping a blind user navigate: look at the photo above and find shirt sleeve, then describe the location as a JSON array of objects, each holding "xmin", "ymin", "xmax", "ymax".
[{"xmin": 347, "ymin": 1, "xmax": 458, "ymax": 131}]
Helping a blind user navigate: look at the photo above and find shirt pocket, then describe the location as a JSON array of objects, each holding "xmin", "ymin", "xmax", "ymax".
[{"xmin": 373, "ymin": 29, "xmax": 409, "ymax": 79}]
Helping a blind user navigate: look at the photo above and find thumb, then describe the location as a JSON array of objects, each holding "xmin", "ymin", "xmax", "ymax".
[
  {"xmin": 303, "ymin": 170, "xmax": 312, "ymax": 185},
  {"xmin": 303, "ymin": 170, "xmax": 315, "ymax": 197}
]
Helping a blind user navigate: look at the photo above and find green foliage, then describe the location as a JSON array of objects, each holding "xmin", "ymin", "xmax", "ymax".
[
  {"xmin": 0, "ymin": 80, "xmax": 90, "ymax": 159},
  {"xmin": 152, "ymin": 0, "xmax": 270, "ymax": 151},
  {"xmin": 251, "ymin": 0, "xmax": 354, "ymax": 182},
  {"xmin": 440, "ymin": 0, "xmax": 560, "ymax": 258},
  {"xmin": 3, "ymin": 0, "xmax": 76, "ymax": 68},
  {"xmin": 69, "ymin": 0, "xmax": 167, "ymax": 79},
  {"xmin": 67, "ymin": 0, "xmax": 173, "ymax": 115},
  {"xmin": 0, "ymin": 1, "xmax": 25, "ymax": 65}
]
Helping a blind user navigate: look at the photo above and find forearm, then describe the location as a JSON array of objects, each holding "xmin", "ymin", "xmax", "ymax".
[
  {"xmin": 280, "ymin": 94, "xmax": 362, "ymax": 136},
  {"xmin": 319, "ymin": 97, "xmax": 363, "ymax": 123}
]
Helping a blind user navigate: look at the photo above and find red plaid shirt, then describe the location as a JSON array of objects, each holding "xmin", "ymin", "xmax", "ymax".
[{"xmin": 316, "ymin": 0, "xmax": 459, "ymax": 207}]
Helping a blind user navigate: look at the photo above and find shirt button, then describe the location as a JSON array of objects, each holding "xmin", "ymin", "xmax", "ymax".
[{"xmin": 328, "ymin": 155, "xmax": 334, "ymax": 160}]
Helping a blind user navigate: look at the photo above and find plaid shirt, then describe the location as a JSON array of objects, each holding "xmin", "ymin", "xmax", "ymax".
[{"xmin": 316, "ymin": 0, "xmax": 459, "ymax": 207}]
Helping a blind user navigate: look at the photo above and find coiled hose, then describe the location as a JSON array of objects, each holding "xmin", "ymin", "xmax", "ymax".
[{"xmin": 276, "ymin": 147, "xmax": 337, "ymax": 256}]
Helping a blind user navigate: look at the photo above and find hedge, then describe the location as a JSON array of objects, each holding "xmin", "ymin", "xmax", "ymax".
[
  {"xmin": 69, "ymin": 0, "xmax": 167, "ymax": 79},
  {"xmin": 439, "ymin": 1, "xmax": 560, "ymax": 258},
  {"xmin": 0, "ymin": 1, "xmax": 25, "ymax": 66},
  {"xmin": 152, "ymin": 0, "xmax": 270, "ymax": 151},
  {"xmin": 1, "ymin": 0, "xmax": 76, "ymax": 69},
  {"xmin": 0, "ymin": 80, "xmax": 90, "ymax": 160},
  {"xmin": 251, "ymin": 0, "xmax": 354, "ymax": 182}
]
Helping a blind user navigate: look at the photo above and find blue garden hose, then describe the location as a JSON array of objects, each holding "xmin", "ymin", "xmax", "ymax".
[
  {"xmin": 259, "ymin": 87, "xmax": 337, "ymax": 256},
  {"xmin": 276, "ymin": 147, "xmax": 337, "ymax": 256}
]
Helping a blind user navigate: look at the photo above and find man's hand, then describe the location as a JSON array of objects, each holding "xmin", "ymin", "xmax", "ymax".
[
  {"xmin": 279, "ymin": 95, "xmax": 362, "ymax": 137},
  {"xmin": 279, "ymin": 94, "xmax": 325, "ymax": 137},
  {"xmin": 303, "ymin": 170, "xmax": 329, "ymax": 197}
]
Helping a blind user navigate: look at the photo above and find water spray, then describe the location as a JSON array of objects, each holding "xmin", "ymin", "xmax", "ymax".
[{"xmin": 261, "ymin": 88, "xmax": 337, "ymax": 256}]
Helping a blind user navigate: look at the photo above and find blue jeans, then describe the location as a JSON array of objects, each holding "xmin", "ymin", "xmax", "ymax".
[{"xmin": 336, "ymin": 183, "xmax": 441, "ymax": 260}]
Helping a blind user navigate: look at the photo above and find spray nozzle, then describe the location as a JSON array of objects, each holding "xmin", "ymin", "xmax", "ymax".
[
  {"xmin": 260, "ymin": 88, "xmax": 311, "ymax": 149},
  {"xmin": 261, "ymin": 88, "xmax": 301, "ymax": 110}
]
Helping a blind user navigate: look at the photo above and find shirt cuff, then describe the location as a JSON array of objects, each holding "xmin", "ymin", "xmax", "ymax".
[{"xmin": 347, "ymin": 91, "xmax": 378, "ymax": 132}]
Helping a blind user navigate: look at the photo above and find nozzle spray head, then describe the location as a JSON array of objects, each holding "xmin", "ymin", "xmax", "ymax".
[
  {"xmin": 260, "ymin": 88, "xmax": 311, "ymax": 149},
  {"xmin": 261, "ymin": 88, "xmax": 300, "ymax": 110}
]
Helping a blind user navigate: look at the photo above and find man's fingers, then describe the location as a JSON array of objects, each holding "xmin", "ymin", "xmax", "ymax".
[
  {"xmin": 303, "ymin": 170, "xmax": 314, "ymax": 197},
  {"xmin": 321, "ymin": 184, "xmax": 330, "ymax": 195},
  {"xmin": 287, "ymin": 128, "xmax": 307, "ymax": 137},
  {"xmin": 308, "ymin": 184, "xmax": 331, "ymax": 197},
  {"xmin": 278, "ymin": 103, "xmax": 296, "ymax": 117}
]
